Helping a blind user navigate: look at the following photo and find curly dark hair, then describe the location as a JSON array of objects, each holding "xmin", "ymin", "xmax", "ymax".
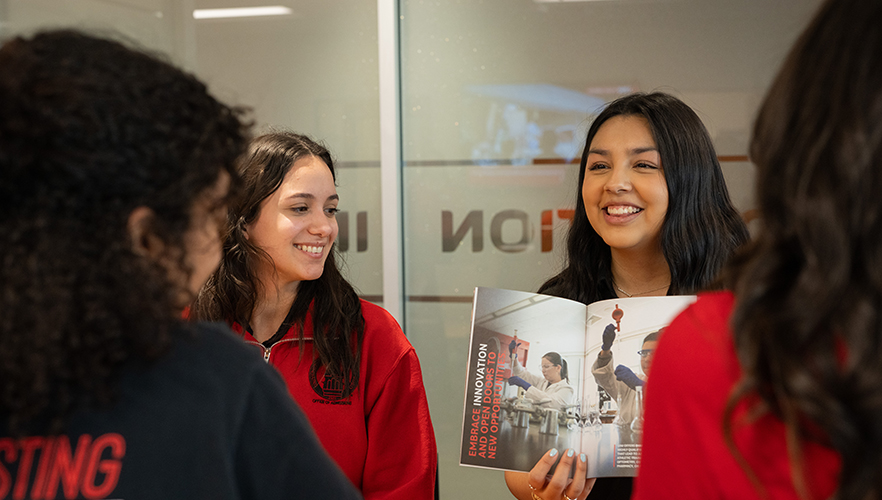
[
  {"xmin": 191, "ymin": 132, "xmax": 365, "ymax": 399},
  {"xmin": 539, "ymin": 92, "xmax": 749, "ymax": 303},
  {"xmin": 0, "ymin": 30, "xmax": 249, "ymax": 433},
  {"xmin": 724, "ymin": 0, "xmax": 882, "ymax": 498}
]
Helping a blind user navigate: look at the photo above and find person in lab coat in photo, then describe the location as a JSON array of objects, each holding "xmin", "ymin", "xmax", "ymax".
[
  {"xmin": 508, "ymin": 341, "xmax": 575, "ymax": 410},
  {"xmin": 592, "ymin": 325, "xmax": 659, "ymax": 426}
]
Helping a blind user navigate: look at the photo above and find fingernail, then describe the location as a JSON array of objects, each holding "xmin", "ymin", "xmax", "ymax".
[
  {"xmin": 567, "ymin": 449, "xmax": 574, "ymax": 457},
  {"xmin": 581, "ymin": 453, "xmax": 587, "ymax": 463},
  {"xmin": 549, "ymin": 448, "xmax": 558, "ymax": 457}
]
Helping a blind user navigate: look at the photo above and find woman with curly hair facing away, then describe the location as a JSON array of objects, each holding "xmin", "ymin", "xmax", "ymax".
[
  {"xmin": 191, "ymin": 131, "xmax": 438, "ymax": 499},
  {"xmin": 635, "ymin": 1, "xmax": 882, "ymax": 498},
  {"xmin": 0, "ymin": 30, "xmax": 361, "ymax": 499},
  {"xmin": 504, "ymin": 92, "xmax": 749, "ymax": 500}
]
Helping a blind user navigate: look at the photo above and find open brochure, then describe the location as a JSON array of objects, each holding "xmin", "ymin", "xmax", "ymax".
[{"xmin": 459, "ymin": 287, "xmax": 695, "ymax": 477}]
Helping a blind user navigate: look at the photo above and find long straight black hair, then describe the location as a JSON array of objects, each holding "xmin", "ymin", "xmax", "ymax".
[
  {"xmin": 724, "ymin": 1, "xmax": 882, "ymax": 498},
  {"xmin": 192, "ymin": 132, "xmax": 364, "ymax": 398},
  {"xmin": 540, "ymin": 92, "xmax": 749, "ymax": 303}
]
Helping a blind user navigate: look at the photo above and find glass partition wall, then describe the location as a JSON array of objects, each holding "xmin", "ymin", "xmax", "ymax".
[
  {"xmin": 1, "ymin": 1, "xmax": 823, "ymax": 498},
  {"xmin": 0, "ymin": 0, "xmax": 385, "ymax": 302}
]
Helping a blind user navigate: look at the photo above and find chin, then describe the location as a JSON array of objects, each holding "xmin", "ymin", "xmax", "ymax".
[
  {"xmin": 602, "ymin": 236, "xmax": 642, "ymax": 251},
  {"xmin": 303, "ymin": 268, "xmax": 327, "ymax": 281}
]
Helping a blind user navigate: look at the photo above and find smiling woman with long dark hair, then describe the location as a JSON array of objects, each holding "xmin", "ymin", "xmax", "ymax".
[
  {"xmin": 192, "ymin": 131, "xmax": 438, "ymax": 499},
  {"xmin": 505, "ymin": 92, "xmax": 749, "ymax": 500}
]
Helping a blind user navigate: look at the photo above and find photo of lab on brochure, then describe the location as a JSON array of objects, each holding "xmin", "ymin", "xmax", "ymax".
[{"xmin": 460, "ymin": 287, "xmax": 695, "ymax": 478}]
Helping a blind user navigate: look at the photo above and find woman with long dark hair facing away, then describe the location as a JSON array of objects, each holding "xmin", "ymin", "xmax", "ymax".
[
  {"xmin": 191, "ymin": 132, "xmax": 438, "ymax": 499},
  {"xmin": 636, "ymin": 1, "xmax": 882, "ymax": 499},
  {"xmin": 505, "ymin": 92, "xmax": 749, "ymax": 500},
  {"xmin": 0, "ymin": 30, "xmax": 361, "ymax": 499}
]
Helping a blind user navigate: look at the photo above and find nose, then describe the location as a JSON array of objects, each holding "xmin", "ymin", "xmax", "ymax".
[
  {"xmin": 604, "ymin": 163, "xmax": 631, "ymax": 194},
  {"xmin": 307, "ymin": 211, "xmax": 334, "ymax": 238}
]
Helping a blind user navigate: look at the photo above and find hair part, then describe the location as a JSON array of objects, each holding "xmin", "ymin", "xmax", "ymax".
[
  {"xmin": 191, "ymin": 132, "xmax": 365, "ymax": 398},
  {"xmin": 539, "ymin": 92, "xmax": 749, "ymax": 304},
  {"xmin": 724, "ymin": 1, "xmax": 882, "ymax": 498},
  {"xmin": 0, "ymin": 29, "xmax": 249, "ymax": 433}
]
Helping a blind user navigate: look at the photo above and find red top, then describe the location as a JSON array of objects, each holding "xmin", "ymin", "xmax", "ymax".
[
  {"xmin": 634, "ymin": 291, "xmax": 841, "ymax": 500},
  {"xmin": 233, "ymin": 299, "xmax": 438, "ymax": 500}
]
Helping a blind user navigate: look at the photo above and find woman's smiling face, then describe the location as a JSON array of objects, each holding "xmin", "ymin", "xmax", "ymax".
[
  {"xmin": 245, "ymin": 155, "xmax": 339, "ymax": 288},
  {"xmin": 581, "ymin": 115, "xmax": 669, "ymax": 255}
]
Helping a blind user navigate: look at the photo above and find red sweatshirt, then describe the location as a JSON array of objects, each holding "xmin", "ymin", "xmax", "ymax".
[
  {"xmin": 635, "ymin": 291, "xmax": 840, "ymax": 500},
  {"xmin": 233, "ymin": 299, "xmax": 437, "ymax": 500}
]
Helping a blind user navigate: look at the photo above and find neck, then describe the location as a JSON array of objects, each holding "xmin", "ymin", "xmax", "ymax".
[
  {"xmin": 250, "ymin": 277, "xmax": 299, "ymax": 343},
  {"xmin": 610, "ymin": 247, "xmax": 671, "ymax": 298}
]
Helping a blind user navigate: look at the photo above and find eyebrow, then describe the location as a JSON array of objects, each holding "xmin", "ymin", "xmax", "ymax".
[
  {"xmin": 282, "ymin": 193, "xmax": 340, "ymax": 202},
  {"xmin": 587, "ymin": 146, "xmax": 658, "ymax": 156}
]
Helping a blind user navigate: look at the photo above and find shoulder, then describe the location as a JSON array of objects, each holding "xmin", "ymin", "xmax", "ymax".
[
  {"xmin": 664, "ymin": 291, "xmax": 735, "ymax": 346},
  {"xmin": 356, "ymin": 301, "xmax": 424, "ymax": 383},
  {"xmin": 680, "ymin": 290, "xmax": 735, "ymax": 322},
  {"xmin": 172, "ymin": 321, "xmax": 260, "ymax": 362},
  {"xmin": 551, "ymin": 379, "xmax": 574, "ymax": 391},
  {"xmin": 359, "ymin": 299, "xmax": 402, "ymax": 329},
  {"xmin": 359, "ymin": 300, "xmax": 410, "ymax": 350},
  {"xmin": 655, "ymin": 291, "xmax": 739, "ymax": 381},
  {"xmin": 114, "ymin": 322, "xmax": 288, "ymax": 435},
  {"xmin": 156, "ymin": 322, "xmax": 269, "ymax": 392}
]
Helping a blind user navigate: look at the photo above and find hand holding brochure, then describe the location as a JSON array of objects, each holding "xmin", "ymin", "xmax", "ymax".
[{"xmin": 459, "ymin": 287, "xmax": 695, "ymax": 477}]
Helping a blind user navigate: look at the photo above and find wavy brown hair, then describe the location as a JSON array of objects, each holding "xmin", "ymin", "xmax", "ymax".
[
  {"xmin": 0, "ymin": 30, "xmax": 248, "ymax": 434},
  {"xmin": 724, "ymin": 0, "xmax": 882, "ymax": 498},
  {"xmin": 191, "ymin": 132, "xmax": 365, "ymax": 398}
]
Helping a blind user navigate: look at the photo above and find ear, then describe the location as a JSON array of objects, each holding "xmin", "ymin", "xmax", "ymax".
[{"xmin": 127, "ymin": 206, "xmax": 166, "ymax": 259}]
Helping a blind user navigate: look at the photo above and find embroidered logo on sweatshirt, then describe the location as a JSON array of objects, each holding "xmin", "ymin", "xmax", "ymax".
[{"xmin": 309, "ymin": 360, "xmax": 353, "ymax": 405}]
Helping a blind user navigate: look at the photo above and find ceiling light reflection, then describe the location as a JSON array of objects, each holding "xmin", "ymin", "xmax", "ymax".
[{"xmin": 193, "ymin": 6, "xmax": 293, "ymax": 20}]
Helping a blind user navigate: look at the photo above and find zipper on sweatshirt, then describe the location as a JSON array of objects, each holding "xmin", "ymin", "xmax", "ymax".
[{"xmin": 245, "ymin": 338, "xmax": 298, "ymax": 363}]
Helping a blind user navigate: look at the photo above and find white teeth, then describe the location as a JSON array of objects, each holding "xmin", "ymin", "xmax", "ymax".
[
  {"xmin": 606, "ymin": 206, "xmax": 641, "ymax": 216},
  {"xmin": 295, "ymin": 245, "xmax": 324, "ymax": 254}
]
